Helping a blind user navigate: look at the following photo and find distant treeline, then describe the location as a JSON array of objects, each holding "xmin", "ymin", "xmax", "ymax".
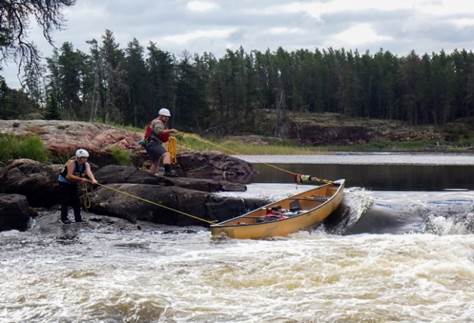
[{"xmin": 1, "ymin": 29, "xmax": 474, "ymax": 134}]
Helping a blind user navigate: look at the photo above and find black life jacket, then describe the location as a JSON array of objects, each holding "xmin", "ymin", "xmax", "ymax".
[{"xmin": 60, "ymin": 159, "xmax": 86, "ymax": 179}]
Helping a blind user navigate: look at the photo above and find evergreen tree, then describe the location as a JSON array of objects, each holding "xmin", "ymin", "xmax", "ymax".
[
  {"xmin": 100, "ymin": 30, "xmax": 128, "ymax": 123},
  {"xmin": 44, "ymin": 93, "xmax": 61, "ymax": 119},
  {"xmin": 57, "ymin": 42, "xmax": 84, "ymax": 119},
  {"xmin": 146, "ymin": 42, "xmax": 175, "ymax": 121},
  {"xmin": 175, "ymin": 54, "xmax": 208, "ymax": 131},
  {"xmin": 22, "ymin": 60, "xmax": 45, "ymax": 107},
  {"xmin": 125, "ymin": 38, "xmax": 148, "ymax": 126}
]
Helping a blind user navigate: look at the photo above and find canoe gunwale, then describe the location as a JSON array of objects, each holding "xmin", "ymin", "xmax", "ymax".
[{"xmin": 211, "ymin": 179, "xmax": 345, "ymax": 229}]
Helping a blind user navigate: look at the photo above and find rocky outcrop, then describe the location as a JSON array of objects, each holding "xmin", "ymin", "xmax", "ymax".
[
  {"xmin": 0, "ymin": 194, "xmax": 37, "ymax": 231},
  {"xmin": 0, "ymin": 159, "xmax": 62, "ymax": 207},
  {"xmin": 94, "ymin": 165, "xmax": 247, "ymax": 192},
  {"xmin": 94, "ymin": 165, "xmax": 163, "ymax": 185},
  {"xmin": 177, "ymin": 152, "xmax": 257, "ymax": 184},
  {"xmin": 0, "ymin": 120, "xmax": 143, "ymax": 164},
  {"xmin": 88, "ymin": 184, "xmax": 266, "ymax": 226},
  {"xmin": 0, "ymin": 159, "xmax": 264, "ymax": 226},
  {"xmin": 0, "ymin": 120, "xmax": 257, "ymax": 182},
  {"xmin": 289, "ymin": 123, "xmax": 376, "ymax": 145}
]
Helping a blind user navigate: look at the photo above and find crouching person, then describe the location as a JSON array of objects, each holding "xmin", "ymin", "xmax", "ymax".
[
  {"xmin": 57, "ymin": 149, "xmax": 98, "ymax": 224},
  {"xmin": 145, "ymin": 108, "xmax": 178, "ymax": 177},
  {"xmin": 294, "ymin": 174, "xmax": 329, "ymax": 184}
]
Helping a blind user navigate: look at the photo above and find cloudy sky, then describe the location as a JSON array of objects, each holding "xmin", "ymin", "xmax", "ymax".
[{"xmin": 3, "ymin": 0, "xmax": 474, "ymax": 88}]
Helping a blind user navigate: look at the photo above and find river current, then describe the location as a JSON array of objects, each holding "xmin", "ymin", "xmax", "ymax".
[{"xmin": 1, "ymin": 183, "xmax": 473, "ymax": 322}]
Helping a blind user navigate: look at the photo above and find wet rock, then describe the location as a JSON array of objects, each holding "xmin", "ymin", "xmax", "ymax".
[
  {"xmin": 0, "ymin": 194, "xmax": 37, "ymax": 232},
  {"xmin": 0, "ymin": 159, "xmax": 62, "ymax": 207},
  {"xmin": 177, "ymin": 152, "xmax": 257, "ymax": 184},
  {"xmin": 94, "ymin": 165, "xmax": 162, "ymax": 185},
  {"xmin": 95, "ymin": 165, "xmax": 247, "ymax": 192},
  {"xmin": 162, "ymin": 177, "xmax": 247, "ymax": 192},
  {"xmin": 88, "ymin": 183, "xmax": 267, "ymax": 226}
]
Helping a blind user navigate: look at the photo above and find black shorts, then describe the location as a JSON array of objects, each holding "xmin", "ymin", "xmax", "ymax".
[{"xmin": 145, "ymin": 140, "xmax": 166, "ymax": 162}]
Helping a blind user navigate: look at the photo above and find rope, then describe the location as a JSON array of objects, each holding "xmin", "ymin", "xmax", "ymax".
[
  {"xmin": 179, "ymin": 132, "xmax": 333, "ymax": 184},
  {"xmin": 79, "ymin": 131, "xmax": 332, "ymax": 227},
  {"xmin": 168, "ymin": 136, "xmax": 177, "ymax": 164},
  {"xmin": 79, "ymin": 183, "xmax": 92, "ymax": 209},
  {"xmin": 95, "ymin": 182, "xmax": 217, "ymax": 225}
]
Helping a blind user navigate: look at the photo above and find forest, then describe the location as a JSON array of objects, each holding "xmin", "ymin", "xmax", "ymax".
[{"xmin": 1, "ymin": 29, "xmax": 474, "ymax": 136}]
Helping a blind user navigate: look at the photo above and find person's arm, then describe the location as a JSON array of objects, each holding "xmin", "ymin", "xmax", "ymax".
[
  {"xmin": 85, "ymin": 163, "xmax": 98, "ymax": 184},
  {"xmin": 153, "ymin": 120, "xmax": 178, "ymax": 135},
  {"xmin": 66, "ymin": 161, "xmax": 88, "ymax": 183},
  {"xmin": 163, "ymin": 128, "xmax": 178, "ymax": 134}
]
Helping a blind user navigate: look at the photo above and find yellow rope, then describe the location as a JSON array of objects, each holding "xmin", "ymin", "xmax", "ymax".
[
  {"xmin": 83, "ymin": 132, "xmax": 332, "ymax": 227},
  {"xmin": 179, "ymin": 132, "xmax": 333, "ymax": 184},
  {"xmin": 79, "ymin": 183, "xmax": 92, "ymax": 209},
  {"xmin": 96, "ymin": 182, "xmax": 217, "ymax": 225},
  {"xmin": 168, "ymin": 136, "xmax": 177, "ymax": 164}
]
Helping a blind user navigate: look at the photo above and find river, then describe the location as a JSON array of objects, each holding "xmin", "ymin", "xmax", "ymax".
[{"xmin": 1, "ymin": 154, "xmax": 474, "ymax": 322}]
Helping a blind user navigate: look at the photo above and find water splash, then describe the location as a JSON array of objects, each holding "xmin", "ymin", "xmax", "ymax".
[
  {"xmin": 425, "ymin": 213, "xmax": 474, "ymax": 235},
  {"xmin": 324, "ymin": 187, "xmax": 374, "ymax": 234}
]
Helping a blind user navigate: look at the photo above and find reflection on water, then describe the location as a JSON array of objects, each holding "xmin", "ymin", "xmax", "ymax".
[{"xmin": 254, "ymin": 163, "xmax": 474, "ymax": 190}]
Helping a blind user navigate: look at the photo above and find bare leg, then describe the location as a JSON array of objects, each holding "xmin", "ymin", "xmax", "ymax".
[
  {"xmin": 149, "ymin": 160, "xmax": 159, "ymax": 174},
  {"xmin": 162, "ymin": 152, "xmax": 171, "ymax": 165}
]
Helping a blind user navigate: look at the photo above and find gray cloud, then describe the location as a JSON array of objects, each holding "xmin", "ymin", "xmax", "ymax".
[{"xmin": 3, "ymin": 0, "xmax": 474, "ymax": 88}]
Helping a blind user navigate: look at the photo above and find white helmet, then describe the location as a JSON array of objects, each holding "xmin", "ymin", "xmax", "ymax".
[
  {"xmin": 158, "ymin": 108, "xmax": 171, "ymax": 117},
  {"xmin": 75, "ymin": 148, "xmax": 90, "ymax": 158}
]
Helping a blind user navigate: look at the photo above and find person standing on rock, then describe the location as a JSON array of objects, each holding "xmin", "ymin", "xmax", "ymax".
[
  {"xmin": 57, "ymin": 149, "xmax": 98, "ymax": 224},
  {"xmin": 144, "ymin": 108, "xmax": 178, "ymax": 177}
]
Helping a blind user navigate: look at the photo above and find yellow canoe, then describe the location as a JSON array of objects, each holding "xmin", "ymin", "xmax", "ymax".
[{"xmin": 211, "ymin": 179, "xmax": 345, "ymax": 239}]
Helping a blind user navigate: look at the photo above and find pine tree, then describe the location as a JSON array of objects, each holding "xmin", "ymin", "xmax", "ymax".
[
  {"xmin": 44, "ymin": 93, "xmax": 61, "ymax": 120},
  {"xmin": 125, "ymin": 38, "xmax": 148, "ymax": 126},
  {"xmin": 100, "ymin": 30, "xmax": 128, "ymax": 123},
  {"xmin": 146, "ymin": 42, "xmax": 175, "ymax": 121}
]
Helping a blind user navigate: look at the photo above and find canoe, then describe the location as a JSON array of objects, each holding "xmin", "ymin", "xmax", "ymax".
[{"xmin": 211, "ymin": 179, "xmax": 345, "ymax": 239}]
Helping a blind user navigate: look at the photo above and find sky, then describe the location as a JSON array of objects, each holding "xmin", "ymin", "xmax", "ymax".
[{"xmin": 3, "ymin": 0, "xmax": 474, "ymax": 88}]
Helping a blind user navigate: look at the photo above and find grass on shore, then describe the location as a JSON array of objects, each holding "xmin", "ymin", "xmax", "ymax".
[
  {"xmin": 176, "ymin": 133, "xmax": 322, "ymax": 155},
  {"xmin": 325, "ymin": 138, "xmax": 474, "ymax": 152},
  {"xmin": 109, "ymin": 147, "xmax": 133, "ymax": 165},
  {"xmin": 0, "ymin": 134, "xmax": 50, "ymax": 163},
  {"xmin": 176, "ymin": 133, "xmax": 474, "ymax": 154},
  {"xmin": 113, "ymin": 123, "xmax": 474, "ymax": 155}
]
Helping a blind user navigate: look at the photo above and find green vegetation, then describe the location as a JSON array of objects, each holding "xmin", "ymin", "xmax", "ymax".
[
  {"xmin": 177, "ymin": 133, "xmax": 320, "ymax": 155},
  {"xmin": 176, "ymin": 132, "xmax": 474, "ymax": 154},
  {"xmin": 108, "ymin": 147, "xmax": 132, "ymax": 165},
  {"xmin": 0, "ymin": 134, "xmax": 50, "ymax": 162},
  {"xmin": 4, "ymin": 29, "xmax": 474, "ymax": 137},
  {"xmin": 323, "ymin": 140, "xmax": 441, "ymax": 152}
]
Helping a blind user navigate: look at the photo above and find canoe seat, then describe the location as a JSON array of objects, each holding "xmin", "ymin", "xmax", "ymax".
[
  {"xmin": 289, "ymin": 196, "xmax": 329, "ymax": 202},
  {"xmin": 310, "ymin": 196, "xmax": 330, "ymax": 202},
  {"xmin": 289, "ymin": 200, "xmax": 301, "ymax": 212}
]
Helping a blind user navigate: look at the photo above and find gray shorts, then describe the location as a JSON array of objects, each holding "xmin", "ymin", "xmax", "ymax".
[{"xmin": 145, "ymin": 141, "xmax": 166, "ymax": 162}]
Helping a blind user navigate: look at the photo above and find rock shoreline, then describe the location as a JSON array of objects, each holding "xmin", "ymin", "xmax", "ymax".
[
  {"xmin": 0, "ymin": 159, "xmax": 265, "ymax": 232},
  {"xmin": 0, "ymin": 120, "xmax": 263, "ymax": 232}
]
